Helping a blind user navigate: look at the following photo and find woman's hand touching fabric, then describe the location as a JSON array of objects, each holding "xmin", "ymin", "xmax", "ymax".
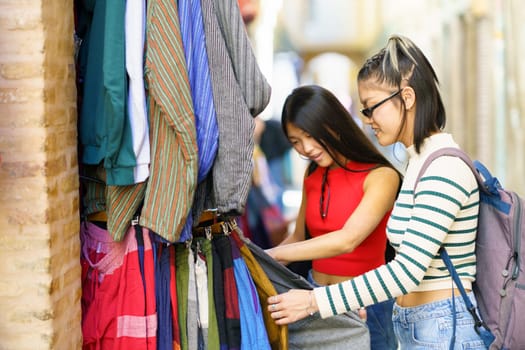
[
  {"xmin": 265, "ymin": 247, "xmax": 290, "ymax": 265},
  {"xmin": 267, "ymin": 289, "xmax": 318, "ymax": 325}
]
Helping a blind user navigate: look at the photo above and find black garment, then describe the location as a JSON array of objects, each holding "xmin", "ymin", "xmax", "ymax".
[
  {"xmin": 244, "ymin": 239, "xmax": 370, "ymax": 350},
  {"xmin": 212, "ymin": 236, "xmax": 241, "ymax": 349}
]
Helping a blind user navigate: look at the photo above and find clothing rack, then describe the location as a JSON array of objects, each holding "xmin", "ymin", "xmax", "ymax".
[{"xmin": 75, "ymin": 0, "xmax": 277, "ymax": 348}]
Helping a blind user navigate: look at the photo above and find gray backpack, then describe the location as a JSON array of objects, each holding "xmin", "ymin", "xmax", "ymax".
[{"xmin": 417, "ymin": 148, "xmax": 524, "ymax": 350}]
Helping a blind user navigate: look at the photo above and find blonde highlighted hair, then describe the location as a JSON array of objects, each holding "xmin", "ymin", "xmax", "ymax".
[{"xmin": 358, "ymin": 35, "xmax": 446, "ymax": 153}]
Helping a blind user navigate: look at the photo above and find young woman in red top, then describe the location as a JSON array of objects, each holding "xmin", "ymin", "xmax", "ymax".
[{"xmin": 266, "ymin": 84, "xmax": 400, "ymax": 349}]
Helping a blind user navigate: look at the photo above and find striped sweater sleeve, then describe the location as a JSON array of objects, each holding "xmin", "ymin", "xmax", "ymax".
[{"xmin": 314, "ymin": 156, "xmax": 479, "ymax": 318}]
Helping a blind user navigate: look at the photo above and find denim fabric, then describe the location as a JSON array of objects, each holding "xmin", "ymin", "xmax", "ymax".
[
  {"xmin": 392, "ymin": 292, "xmax": 486, "ymax": 349},
  {"xmin": 367, "ymin": 299, "xmax": 397, "ymax": 350},
  {"xmin": 307, "ymin": 270, "xmax": 397, "ymax": 350}
]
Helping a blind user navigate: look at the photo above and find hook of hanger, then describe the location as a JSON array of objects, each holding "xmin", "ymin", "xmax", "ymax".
[
  {"xmin": 204, "ymin": 226, "xmax": 212, "ymax": 240},
  {"xmin": 221, "ymin": 221, "xmax": 230, "ymax": 235}
]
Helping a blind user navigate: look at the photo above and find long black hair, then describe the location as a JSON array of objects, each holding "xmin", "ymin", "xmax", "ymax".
[
  {"xmin": 281, "ymin": 84, "xmax": 395, "ymax": 172},
  {"xmin": 357, "ymin": 35, "xmax": 446, "ymax": 153}
]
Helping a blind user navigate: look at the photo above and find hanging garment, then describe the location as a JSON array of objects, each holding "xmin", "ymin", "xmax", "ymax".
[
  {"xmin": 192, "ymin": 212, "xmax": 223, "ymax": 349},
  {"xmin": 125, "ymin": 0, "xmax": 150, "ymax": 183},
  {"xmin": 229, "ymin": 236, "xmax": 271, "ymax": 350},
  {"xmin": 106, "ymin": 183, "xmax": 146, "ymax": 241},
  {"xmin": 210, "ymin": 236, "xmax": 227, "ymax": 348},
  {"xmin": 79, "ymin": 164, "xmax": 106, "ymax": 218},
  {"xmin": 108, "ymin": 0, "xmax": 197, "ymax": 242},
  {"xmin": 168, "ymin": 246, "xmax": 182, "ymax": 350},
  {"xmin": 212, "ymin": 235, "xmax": 242, "ymax": 349},
  {"xmin": 175, "ymin": 244, "xmax": 191, "ymax": 350},
  {"xmin": 139, "ymin": 0, "xmax": 198, "ymax": 243},
  {"xmin": 244, "ymin": 238, "xmax": 371, "ymax": 350},
  {"xmin": 105, "ymin": 0, "xmax": 198, "ymax": 242},
  {"xmin": 76, "ymin": 0, "xmax": 109, "ymax": 164},
  {"xmin": 78, "ymin": 0, "xmax": 138, "ymax": 186},
  {"xmin": 187, "ymin": 248, "xmax": 199, "ymax": 350},
  {"xmin": 153, "ymin": 239, "xmax": 180, "ymax": 350},
  {"xmin": 194, "ymin": 237, "xmax": 220, "ymax": 350},
  {"xmin": 178, "ymin": 0, "xmax": 219, "ymax": 242},
  {"xmin": 195, "ymin": 246, "xmax": 209, "ymax": 347},
  {"xmin": 78, "ymin": 0, "xmax": 196, "ymax": 242},
  {"xmin": 230, "ymin": 229, "xmax": 288, "ymax": 350},
  {"xmin": 178, "ymin": 0, "xmax": 219, "ymax": 182},
  {"xmin": 80, "ymin": 222, "xmax": 157, "ymax": 350},
  {"xmin": 197, "ymin": 0, "xmax": 271, "ymax": 217}
]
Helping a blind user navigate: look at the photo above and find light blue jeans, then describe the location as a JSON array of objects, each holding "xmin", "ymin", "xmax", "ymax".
[
  {"xmin": 308, "ymin": 270, "xmax": 397, "ymax": 350},
  {"xmin": 392, "ymin": 292, "xmax": 486, "ymax": 349}
]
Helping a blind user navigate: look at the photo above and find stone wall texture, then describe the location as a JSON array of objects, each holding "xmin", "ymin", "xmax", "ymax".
[{"xmin": 0, "ymin": 0, "xmax": 82, "ymax": 349}]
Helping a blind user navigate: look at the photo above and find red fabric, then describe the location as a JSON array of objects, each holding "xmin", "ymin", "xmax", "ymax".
[
  {"xmin": 304, "ymin": 162, "xmax": 390, "ymax": 276},
  {"xmin": 81, "ymin": 222, "xmax": 157, "ymax": 350}
]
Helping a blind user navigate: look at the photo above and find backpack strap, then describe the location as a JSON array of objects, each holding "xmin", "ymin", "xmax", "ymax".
[
  {"xmin": 416, "ymin": 148, "xmax": 512, "ymax": 214},
  {"xmin": 439, "ymin": 248, "xmax": 492, "ymax": 335},
  {"xmin": 414, "ymin": 147, "xmax": 493, "ymax": 197}
]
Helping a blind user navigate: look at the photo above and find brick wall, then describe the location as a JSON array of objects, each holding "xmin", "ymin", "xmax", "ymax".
[{"xmin": 0, "ymin": 1, "xmax": 82, "ymax": 349}]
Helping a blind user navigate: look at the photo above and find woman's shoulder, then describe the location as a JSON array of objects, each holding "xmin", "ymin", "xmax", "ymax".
[
  {"xmin": 365, "ymin": 165, "xmax": 401, "ymax": 190},
  {"xmin": 406, "ymin": 150, "xmax": 477, "ymax": 198},
  {"xmin": 422, "ymin": 154, "xmax": 477, "ymax": 188},
  {"xmin": 368, "ymin": 164, "xmax": 400, "ymax": 180}
]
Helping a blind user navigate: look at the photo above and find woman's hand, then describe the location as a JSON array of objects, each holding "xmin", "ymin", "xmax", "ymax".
[
  {"xmin": 265, "ymin": 247, "xmax": 277, "ymax": 259},
  {"xmin": 267, "ymin": 289, "xmax": 318, "ymax": 325},
  {"xmin": 265, "ymin": 247, "xmax": 290, "ymax": 265}
]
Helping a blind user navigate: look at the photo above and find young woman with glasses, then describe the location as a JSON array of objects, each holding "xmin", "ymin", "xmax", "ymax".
[
  {"xmin": 267, "ymin": 35, "xmax": 487, "ymax": 349},
  {"xmin": 265, "ymin": 84, "xmax": 401, "ymax": 350}
]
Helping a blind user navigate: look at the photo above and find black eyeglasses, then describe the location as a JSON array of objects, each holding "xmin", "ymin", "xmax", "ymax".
[
  {"xmin": 360, "ymin": 89, "xmax": 402, "ymax": 118},
  {"xmin": 320, "ymin": 168, "xmax": 330, "ymax": 219}
]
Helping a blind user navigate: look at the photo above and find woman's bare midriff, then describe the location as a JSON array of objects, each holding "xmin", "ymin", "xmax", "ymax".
[
  {"xmin": 396, "ymin": 288, "xmax": 468, "ymax": 307},
  {"xmin": 313, "ymin": 270, "xmax": 468, "ymax": 307},
  {"xmin": 311, "ymin": 269, "xmax": 354, "ymax": 285}
]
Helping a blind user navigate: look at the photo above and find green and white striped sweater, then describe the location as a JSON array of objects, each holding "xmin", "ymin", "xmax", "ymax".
[{"xmin": 314, "ymin": 133, "xmax": 480, "ymax": 318}]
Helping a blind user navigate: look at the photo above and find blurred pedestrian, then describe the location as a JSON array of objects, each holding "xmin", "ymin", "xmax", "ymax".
[
  {"xmin": 240, "ymin": 118, "xmax": 289, "ymax": 249},
  {"xmin": 259, "ymin": 118, "xmax": 293, "ymax": 212}
]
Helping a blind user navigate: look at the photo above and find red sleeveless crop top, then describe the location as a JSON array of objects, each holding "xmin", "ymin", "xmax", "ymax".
[{"xmin": 304, "ymin": 162, "xmax": 390, "ymax": 276}]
